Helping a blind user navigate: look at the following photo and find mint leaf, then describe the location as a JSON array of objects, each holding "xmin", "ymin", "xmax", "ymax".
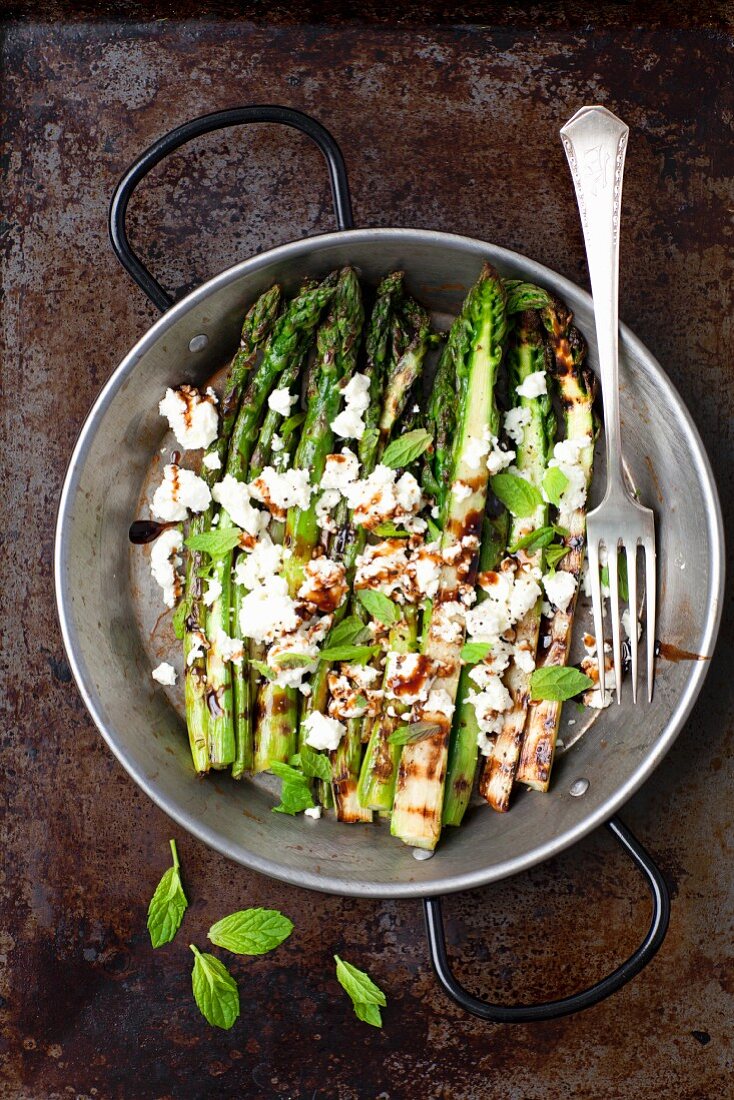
[
  {"xmin": 542, "ymin": 466, "xmax": 569, "ymax": 507},
  {"xmin": 185, "ymin": 528, "xmax": 242, "ymax": 557},
  {"xmin": 319, "ymin": 644, "xmax": 380, "ymax": 665},
  {"xmin": 600, "ymin": 551, "xmax": 629, "ymax": 601},
  {"xmin": 271, "ymin": 652, "xmax": 313, "ymax": 670},
  {"xmin": 426, "ymin": 516, "xmax": 442, "ymax": 542},
  {"xmin": 208, "ymin": 908, "xmax": 293, "ymax": 956},
  {"xmin": 250, "ymin": 659, "xmax": 276, "ymax": 681},
  {"xmin": 382, "ymin": 429, "xmax": 433, "ymax": 470},
  {"xmin": 387, "ymin": 720, "xmax": 441, "ymax": 746},
  {"xmin": 545, "ymin": 544, "xmax": 570, "ymax": 571},
  {"xmin": 460, "ymin": 641, "xmax": 493, "ymax": 664},
  {"xmin": 147, "ymin": 839, "xmax": 188, "ymax": 949},
  {"xmin": 172, "ymin": 599, "xmax": 189, "ymax": 640},
  {"xmin": 530, "ymin": 666, "xmax": 593, "ymax": 702},
  {"xmin": 356, "ymin": 589, "xmax": 401, "ymax": 625},
  {"xmin": 270, "ymin": 761, "xmax": 316, "ymax": 815},
  {"xmin": 327, "ymin": 616, "xmax": 371, "ymax": 648},
  {"xmin": 190, "ymin": 945, "xmax": 240, "ymax": 1030},
  {"xmin": 510, "ymin": 525, "xmax": 556, "ymax": 553},
  {"xmin": 334, "ymin": 955, "xmax": 386, "ymax": 1028},
  {"xmin": 299, "ymin": 743, "xmax": 332, "ymax": 782},
  {"xmin": 491, "ymin": 473, "xmax": 543, "ymax": 517},
  {"xmin": 373, "ymin": 523, "xmax": 410, "ymax": 538}
]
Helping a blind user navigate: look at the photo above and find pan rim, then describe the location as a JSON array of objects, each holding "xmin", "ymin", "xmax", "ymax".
[{"xmin": 54, "ymin": 226, "xmax": 725, "ymax": 898}]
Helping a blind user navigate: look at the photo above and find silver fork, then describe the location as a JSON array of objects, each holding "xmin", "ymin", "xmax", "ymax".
[{"xmin": 560, "ymin": 105, "xmax": 656, "ymax": 703}]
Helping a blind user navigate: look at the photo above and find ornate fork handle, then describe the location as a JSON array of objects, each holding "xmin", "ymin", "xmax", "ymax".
[{"xmin": 560, "ymin": 106, "xmax": 629, "ymax": 500}]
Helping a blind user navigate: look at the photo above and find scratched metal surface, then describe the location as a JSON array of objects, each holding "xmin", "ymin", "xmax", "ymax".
[{"xmin": 1, "ymin": 15, "xmax": 733, "ymax": 1100}]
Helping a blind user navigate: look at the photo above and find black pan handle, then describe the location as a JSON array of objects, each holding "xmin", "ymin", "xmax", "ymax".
[
  {"xmin": 423, "ymin": 815, "xmax": 670, "ymax": 1022},
  {"xmin": 109, "ymin": 106, "xmax": 354, "ymax": 313}
]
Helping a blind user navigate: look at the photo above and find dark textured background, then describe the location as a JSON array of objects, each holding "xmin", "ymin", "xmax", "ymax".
[{"xmin": 1, "ymin": 8, "xmax": 732, "ymax": 1099}]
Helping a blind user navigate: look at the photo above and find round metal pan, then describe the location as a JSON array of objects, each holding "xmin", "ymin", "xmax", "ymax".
[{"xmin": 53, "ymin": 107, "xmax": 724, "ymax": 1018}]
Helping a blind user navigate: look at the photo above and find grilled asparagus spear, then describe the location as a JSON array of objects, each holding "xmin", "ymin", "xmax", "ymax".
[
  {"xmin": 183, "ymin": 285, "xmax": 282, "ymax": 774},
  {"xmin": 479, "ymin": 309, "xmax": 554, "ymax": 812},
  {"xmin": 204, "ymin": 273, "xmax": 339, "ymax": 768},
  {"xmin": 391, "ymin": 264, "xmax": 508, "ymax": 849},
  {"xmin": 253, "ymin": 267, "xmax": 364, "ymax": 773},
  {"xmin": 515, "ymin": 301, "xmax": 595, "ymax": 790},
  {"xmin": 442, "ymin": 511, "xmax": 508, "ymax": 825}
]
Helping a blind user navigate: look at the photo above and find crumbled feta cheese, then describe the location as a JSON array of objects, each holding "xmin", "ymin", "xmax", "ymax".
[
  {"xmin": 430, "ymin": 600, "xmax": 466, "ymax": 645},
  {"xmin": 355, "ymin": 539, "xmax": 409, "ymax": 597},
  {"xmin": 404, "ymin": 542, "xmax": 442, "ymax": 600},
  {"xmin": 151, "ymin": 661, "xmax": 177, "ymax": 685},
  {"xmin": 424, "ymin": 688, "xmax": 455, "ymax": 719},
  {"xmin": 622, "ymin": 609, "xmax": 642, "ymax": 640},
  {"xmin": 210, "ymin": 627, "xmax": 245, "ymax": 664},
  {"xmin": 186, "ymin": 629, "xmax": 208, "ymax": 666},
  {"xmin": 152, "ymin": 464, "xmax": 212, "ymax": 521},
  {"xmin": 249, "ymin": 466, "xmax": 312, "ymax": 518},
  {"xmin": 452, "ymin": 480, "xmax": 472, "ymax": 502},
  {"xmin": 342, "ymin": 372, "xmax": 371, "ymax": 411},
  {"xmin": 328, "ymin": 663, "xmax": 382, "ymax": 719},
  {"xmin": 331, "ymin": 373, "xmax": 371, "ymax": 439},
  {"xmin": 202, "ymin": 451, "xmax": 222, "ymax": 471},
  {"xmin": 304, "ymin": 806, "xmax": 322, "ymax": 819},
  {"xmin": 331, "ymin": 406, "xmax": 366, "ymax": 440},
  {"xmin": 268, "ymin": 388, "xmax": 297, "ymax": 416},
  {"xmin": 271, "ymin": 434, "xmax": 284, "ymax": 453},
  {"xmin": 486, "ymin": 433, "xmax": 516, "ymax": 476},
  {"xmin": 315, "ymin": 488, "xmax": 341, "ymax": 533},
  {"xmin": 515, "ymin": 370, "xmax": 547, "ymax": 398},
  {"xmin": 203, "ymin": 577, "xmax": 222, "ymax": 607},
  {"xmin": 513, "ymin": 642, "xmax": 536, "ymax": 674},
  {"xmin": 322, "ymin": 448, "xmax": 361, "ymax": 490},
  {"xmin": 343, "ymin": 465, "xmax": 424, "ymax": 529},
  {"xmin": 150, "ymin": 527, "xmax": 183, "ymax": 607},
  {"xmin": 468, "ymin": 638, "xmax": 514, "ymax": 681},
  {"xmin": 544, "ymin": 435, "xmax": 593, "ymax": 523},
  {"xmin": 159, "ymin": 385, "xmax": 218, "ymax": 451},
  {"xmin": 212, "ymin": 475, "xmax": 268, "ymax": 537},
  {"xmin": 543, "ymin": 570, "xmax": 577, "ymax": 613},
  {"xmin": 464, "ymin": 435, "xmax": 490, "ymax": 470},
  {"xmin": 385, "ymin": 652, "xmax": 434, "ymax": 705},
  {"xmin": 477, "ymin": 730, "xmax": 497, "ymax": 757},
  {"xmin": 238, "ymin": 575, "xmax": 299, "ymax": 644},
  {"xmin": 508, "ymin": 570, "xmax": 543, "ymax": 622},
  {"xmin": 234, "ymin": 537, "xmax": 284, "ymax": 590},
  {"xmin": 303, "ymin": 711, "xmax": 346, "ymax": 751},
  {"xmin": 504, "ymin": 406, "xmax": 531, "ymax": 445},
  {"xmin": 298, "ymin": 557, "xmax": 348, "ymax": 613}
]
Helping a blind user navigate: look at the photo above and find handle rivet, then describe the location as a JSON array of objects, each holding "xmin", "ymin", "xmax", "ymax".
[
  {"xmin": 570, "ymin": 778, "xmax": 590, "ymax": 797},
  {"xmin": 413, "ymin": 848, "xmax": 435, "ymax": 861},
  {"xmin": 189, "ymin": 334, "xmax": 209, "ymax": 352}
]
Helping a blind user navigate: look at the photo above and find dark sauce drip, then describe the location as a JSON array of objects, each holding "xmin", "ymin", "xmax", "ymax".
[
  {"xmin": 654, "ymin": 640, "xmax": 709, "ymax": 663},
  {"xmin": 170, "ymin": 450, "xmax": 181, "ymax": 464},
  {"xmin": 128, "ymin": 519, "xmax": 177, "ymax": 544}
]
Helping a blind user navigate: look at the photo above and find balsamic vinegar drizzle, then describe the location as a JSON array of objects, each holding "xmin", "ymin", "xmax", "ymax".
[{"xmin": 128, "ymin": 519, "xmax": 177, "ymax": 545}]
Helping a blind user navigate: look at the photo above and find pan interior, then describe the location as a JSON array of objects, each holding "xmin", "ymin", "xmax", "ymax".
[{"xmin": 56, "ymin": 230, "xmax": 723, "ymax": 897}]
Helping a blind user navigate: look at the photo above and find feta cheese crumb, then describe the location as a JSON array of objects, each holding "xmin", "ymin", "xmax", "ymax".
[
  {"xmin": 424, "ymin": 688, "xmax": 455, "ymax": 719},
  {"xmin": 504, "ymin": 406, "xmax": 531, "ymax": 446},
  {"xmin": 159, "ymin": 385, "xmax": 218, "ymax": 451},
  {"xmin": 331, "ymin": 406, "xmax": 365, "ymax": 440},
  {"xmin": 212, "ymin": 475, "xmax": 268, "ymax": 537},
  {"xmin": 238, "ymin": 575, "xmax": 299, "ymax": 643},
  {"xmin": 322, "ymin": 449, "xmax": 360, "ymax": 490},
  {"xmin": 203, "ymin": 577, "xmax": 222, "ymax": 607},
  {"xmin": 622, "ymin": 609, "xmax": 642, "ymax": 640},
  {"xmin": 302, "ymin": 711, "xmax": 346, "ymax": 751},
  {"xmin": 152, "ymin": 464, "xmax": 212, "ymax": 521},
  {"xmin": 150, "ymin": 528, "xmax": 183, "ymax": 608},
  {"xmin": 452, "ymin": 480, "xmax": 472, "ymax": 502},
  {"xmin": 331, "ymin": 373, "xmax": 371, "ymax": 439},
  {"xmin": 268, "ymin": 388, "xmax": 297, "ymax": 416},
  {"xmin": 249, "ymin": 466, "xmax": 312, "ymax": 518},
  {"xmin": 463, "ymin": 435, "xmax": 491, "ymax": 470},
  {"xmin": 210, "ymin": 627, "xmax": 245, "ymax": 664},
  {"xmin": 233, "ymin": 536, "xmax": 283, "ymax": 590},
  {"xmin": 202, "ymin": 451, "xmax": 222, "ymax": 471},
  {"xmin": 486, "ymin": 433, "xmax": 516, "ymax": 476},
  {"xmin": 304, "ymin": 806, "xmax": 322, "ymax": 819},
  {"xmin": 515, "ymin": 370, "xmax": 547, "ymax": 398},
  {"xmin": 271, "ymin": 434, "xmax": 284, "ymax": 453},
  {"xmin": 151, "ymin": 661, "xmax": 177, "ymax": 686},
  {"xmin": 543, "ymin": 570, "xmax": 577, "ymax": 613}
]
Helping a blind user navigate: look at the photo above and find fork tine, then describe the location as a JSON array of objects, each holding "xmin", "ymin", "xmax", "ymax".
[
  {"xmin": 607, "ymin": 542, "xmax": 623, "ymax": 705},
  {"xmin": 625, "ymin": 540, "xmax": 639, "ymax": 704},
  {"xmin": 587, "ymin": 539, "xmax": 606, "ymax": 702},
  {"xmin": 645, "ymin": 536, "xmax": 657, "ymax": 702}
]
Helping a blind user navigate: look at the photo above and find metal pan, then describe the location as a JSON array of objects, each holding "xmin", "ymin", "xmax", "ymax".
[{"xmin": 54, "ymin": 107, "xmax": 724, "ymax": 1020}]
